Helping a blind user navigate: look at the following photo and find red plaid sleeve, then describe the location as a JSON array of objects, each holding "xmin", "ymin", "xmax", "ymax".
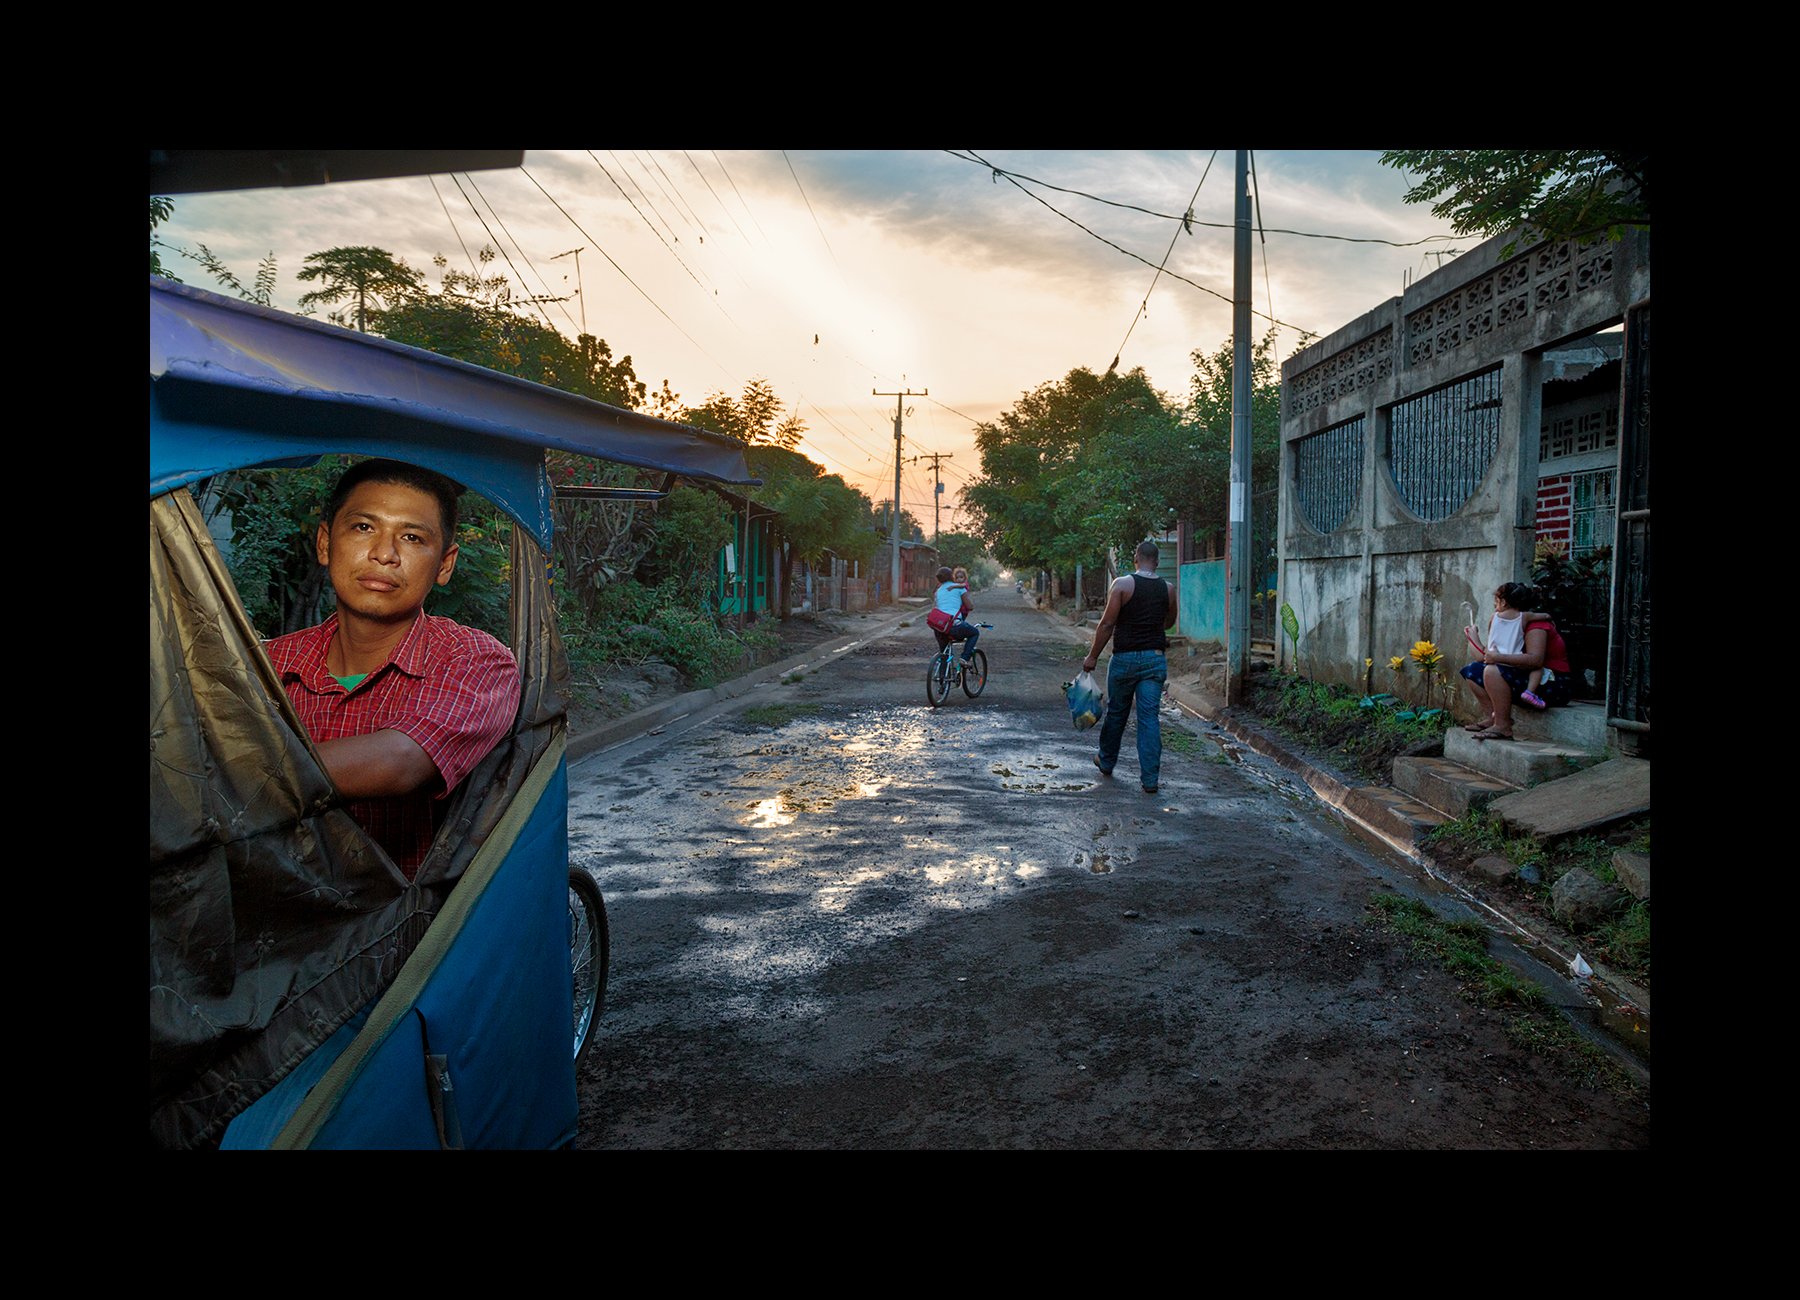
[{"xmin": 385, "ymin": 625, "xmax": 521, "ymax": 797}]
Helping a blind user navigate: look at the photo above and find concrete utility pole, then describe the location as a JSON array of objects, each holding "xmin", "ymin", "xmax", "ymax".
[
  {"xmin": 874, "ymin": 387, "xmax": 926, "ymax": 600},
  {"xmin": 549, "ymin": 247, "xmax": 585, "ymax": 336},
  {"xmin": 905, "ymin": 450, "xmax": 954, "ymax": 538},
  {"xmin": 1227, "ymin": 150, "xmax": 1253, "ymax": 705}
]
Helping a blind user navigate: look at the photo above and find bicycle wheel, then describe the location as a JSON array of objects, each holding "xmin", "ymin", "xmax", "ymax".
[
  {"xmin": 568, "ymin": 867, "xmax": 609, "ymax": 1067},
  {"xmin": 926, "ymin": 652, "xmax": 952, "ymax": 707},
  {"xmin": 961, "ymin": 649, "xmax": 988, "ymax": 698}
]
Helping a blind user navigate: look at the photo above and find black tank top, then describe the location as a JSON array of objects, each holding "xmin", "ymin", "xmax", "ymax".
[{"xmin": 1115, "ymin": 575, "xmax": 1169, "ymax": 653}]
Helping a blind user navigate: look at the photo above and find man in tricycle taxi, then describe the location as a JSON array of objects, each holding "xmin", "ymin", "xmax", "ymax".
[{"xmin": 264, "ymin": 458, "xmax": 520, "ymax": 879}]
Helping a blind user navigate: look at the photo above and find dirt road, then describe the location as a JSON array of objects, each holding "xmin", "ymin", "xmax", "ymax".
[{"xmin": 569, "ymin": 589, "xmax": 1648, "ymax": 1148}]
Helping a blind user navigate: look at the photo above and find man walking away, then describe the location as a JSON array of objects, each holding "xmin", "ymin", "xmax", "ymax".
[{"xmin": 1084, "ymin": 540, "xmax": 1178, "ymax": 794}]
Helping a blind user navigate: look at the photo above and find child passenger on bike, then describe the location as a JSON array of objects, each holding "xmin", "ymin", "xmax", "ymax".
[{"xmin": 927, "ymin": 566, "xmax": 981, "ymax": 664}]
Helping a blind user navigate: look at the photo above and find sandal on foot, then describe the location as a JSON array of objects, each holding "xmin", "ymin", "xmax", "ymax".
[
  {"xmin": 1520, "ymin": 690, "xmax": 1547, "ymax": 710},
  {"xmin": 1462, "ymin": 718, "xmax": 1493, "ymax": 731},
  {"xmin": 1472, "ymin": 727, "xmax": 1514, "ymax": 741}
]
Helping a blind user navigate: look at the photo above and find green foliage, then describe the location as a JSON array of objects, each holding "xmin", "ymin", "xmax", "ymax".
[
  {"xmin": 1247, "ymin": 671, "xmax": 1450, "ymax": 782},
  {"xmin": 746, "ymin": 445, "xmax": 879, "ymax": 569},
  {"xmin": 297, "ymin": 246, "xmax": 427, "ymax": 332},
  {"xmin": 636, "ymin": 486, "xmax": 734, "ymax": 603},
  {"xmin": 964, "ymin": 365, "xmax": 1185, "ymax": 574},
  {"xmin": 682, "ymin": 378, "xmax": 804, "ymax": 449},
  {"xmin": 741, "ymin": 703, "xmax": 821, "ymax": 727},
  {"xmin": 150, "ymin": 196, "xmax": 177, "ymax": 280},
  {"xmin": 558, "ymin": 576, "xmax": 776, "ymax": 688},
  {"xmin": 1182, "ymin": 328, "xmax": 1290, "ymax": 556},
  {"xmin": 1380, "ymin": 150, "xmax": 1651, "ymax": 248},
  {"xmin": 197, "ymin": 457, "xmax": 348, "ymax": 636},
  {"xmin": 427, "ymin": 500, "xmax": 512, "ymax": 642}
]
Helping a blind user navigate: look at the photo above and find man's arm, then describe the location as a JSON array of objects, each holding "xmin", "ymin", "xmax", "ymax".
[
  {"xmin": 1082, "ymin": 577, "xmax": 1131, "ymax": 672},
  {"xmin": 1164, "ymin": 578, "xmax": 1178, "ymax": 629},
  {"xmin": 316, "ymin": 731, "xmax": 440, "ymax": 799}
]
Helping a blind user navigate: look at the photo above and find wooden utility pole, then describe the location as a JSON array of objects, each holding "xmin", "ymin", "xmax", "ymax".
[
  {"xmin": 874, "ymin": 387, "xmax": 926, "ymax": 600},
  {"xmin": 905, "ymin": 450, "xmax": 954, "ymax": 538}
]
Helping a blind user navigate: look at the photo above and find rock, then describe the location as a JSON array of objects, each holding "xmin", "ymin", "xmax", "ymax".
[
  {"xmin": 1551, "ymin": 867, "xmax": 1626, "ymax": 928},
  {"xmin": 1518, "ymin": 863, "xmax": 1543, "ymax": 885},
  {"xmin": 640, "ymin": 660, "xmax": 683, "ymax": 687},
  {"xmin": 1471, "ymin": 854, "xmax": 1516, "ymax": 884},
  {"xmin": 626, "ymin": 622, "xmax": 665, "ymax": 646},
  {"xmin": 1613, "ymin": 850, "xmax": 1651, "ymax": 901}
]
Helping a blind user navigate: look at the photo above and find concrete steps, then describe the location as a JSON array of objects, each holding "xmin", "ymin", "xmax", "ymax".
[{"xmin": 1359, "ymin": 701, "xmax": 1618, "ymax": 850}]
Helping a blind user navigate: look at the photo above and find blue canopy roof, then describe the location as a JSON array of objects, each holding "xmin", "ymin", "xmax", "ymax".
[{"xmin": 149, "ymin": 277, "xmax": 755, "ymax": 547}]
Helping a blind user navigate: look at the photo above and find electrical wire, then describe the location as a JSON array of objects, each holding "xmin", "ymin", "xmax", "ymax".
[
  {"xmin": 713, "ymin": 150, "xmax": 768, "ymax": 243},
  {"xmin": 1108, "ymin": 152, "xmax": 1216, "ymax": 373},
  {"xmin": 447, "ymin": 173, "xmax": 560, "ymax": 332},
  {"xmin": 943, "ymin": 149, "xmax": 1464, "ymax": 248},
  {"xmin": 428, "ymin": 174, "xmax": 481, "ymax": 278},
  {"xmin": 457, "ymin": 172, "xmax": 580, "ymax": 336},
  {"xmin": 519, "ymin": 166, "xmax": 733, "ymax": 383},
  {"xmin": 955, "ymin": 148, "xmax": 1312, "ymax": 335},
  {"xmin": 589, "ymin": 151, "xmax": 729, "ymax": 316},
  {"xmin": 783, "ymin": 150, "xmax": 844, "ymax": 282}
]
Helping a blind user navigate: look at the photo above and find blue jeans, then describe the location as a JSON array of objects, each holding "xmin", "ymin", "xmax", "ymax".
[
  {"xmin": 939, "ymin": 621, "xmax": 980, "ymax": 659},
  {"xmin": 1096, "ymin": 650, "xmax": 1167, "ymax": 788}
]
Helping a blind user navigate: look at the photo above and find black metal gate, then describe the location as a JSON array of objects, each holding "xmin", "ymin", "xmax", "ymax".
[{"xmin": 1608, "ymin": 301, "xmax": 1650, "ymax": 731}]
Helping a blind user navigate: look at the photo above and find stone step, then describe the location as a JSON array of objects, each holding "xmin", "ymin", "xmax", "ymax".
[
  {"xmin": 1488, "ymin": 756, "xmax": 1651, "ymax": 840},
  {"xmin": 1343, "ymin": 784, "xmax": 1452, "ymax": 849},
  {"xmin": 1444, "ymin": 725, "xmax": 1606, "ymax": 787},
  {"xmin": 1393, "ymin": 755, "xmax": 1521, "ymax": 819},
  {"xmin": 1508, "ymin": 699, "xmax": 1610, "ymax": 750}
]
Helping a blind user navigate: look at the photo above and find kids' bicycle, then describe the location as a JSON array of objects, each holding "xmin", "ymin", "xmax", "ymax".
[{"xmin": 927, "ymin": 624, "xmax": 992, "ymax": 707}]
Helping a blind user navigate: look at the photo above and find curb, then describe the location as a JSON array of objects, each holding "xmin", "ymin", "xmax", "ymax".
[{"xmin": 566, "ymin": 614, "xmax": 911, "ymax": 763}]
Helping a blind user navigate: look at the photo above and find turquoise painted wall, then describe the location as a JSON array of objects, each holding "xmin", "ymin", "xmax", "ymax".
[{"xmin": 1179, "ymin": 559, "xmax": 1226, "ymax": 642}]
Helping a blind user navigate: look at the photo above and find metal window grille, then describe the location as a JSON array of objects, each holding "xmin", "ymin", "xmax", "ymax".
[
  {"xmin": 1571, "ymin": 467, "xmax": 1616, "ymax": 556},
  {"xmin": 1387, "ymin": 368, "xmax": 1502, "ymax": 522},
  {"xmin": 1293, "ymin": 417, "xmax": 1363, "ymax": 533}
]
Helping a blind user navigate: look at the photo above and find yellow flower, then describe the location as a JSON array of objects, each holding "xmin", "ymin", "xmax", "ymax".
[
  {"xmin": 1364, "ymin": 658, "xmax": 1374, "ymax": 668},
  {"xmin": 1389, "ymin": 656, "xmax": 1406, "ymax": 673},
  {"xmin": 1408, "ymin": 639, "xmax": 1441, "ymax": 665}
]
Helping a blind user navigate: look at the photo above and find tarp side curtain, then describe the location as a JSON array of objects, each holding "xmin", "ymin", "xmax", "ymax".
[{"xmin": 148, "ymin": 492, "xmax": 567, "ymax": 1148}]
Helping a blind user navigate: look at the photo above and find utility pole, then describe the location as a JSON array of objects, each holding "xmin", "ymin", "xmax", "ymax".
[
  {"xmin": 874, "ymin": 386, "xmax": 926, "ymax": 602},
  {"xmin": 1227, "ymin": 150, "xmax": 1252, "ymax": 705},
  {"xmin": 904, "ymin": 450, "xmax": 953, "ymax": 538},
  {"xmin": 549, "ymin": 247, "xmax": 585, "ymax": 336}
]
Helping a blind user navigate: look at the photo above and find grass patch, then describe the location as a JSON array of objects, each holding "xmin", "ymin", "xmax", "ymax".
[
  {"xmin": 1163, "ymin": 727, "xmax": 1204, "ymax": 755},
  {"xmin": 739, "ymin": 703, "xmax": 821, "ymax": 728},
  {"xmin": 1243, "ymin": 671, "xmax": 1451, "ymax": 782},
  {"xmin": 1426, "ymin": 812, "xmax": 1651, "ymax": 988},
  {"xmin": 782, "ymin": 672, "xmax": 805, "ymax": 684},
  {"xmin": 1367, "ymin": 892, "xmax": 1639, "ymax": 1097}
]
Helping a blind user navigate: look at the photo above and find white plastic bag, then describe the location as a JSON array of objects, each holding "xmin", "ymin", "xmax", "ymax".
[{"xmin": 1064, "ymin": 670, "xmax": 1104, "ymax": 730}]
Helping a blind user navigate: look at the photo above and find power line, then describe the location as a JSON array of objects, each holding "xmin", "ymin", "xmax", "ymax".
[
  {"xmin": 458, "ymin": 172, "xmax": 582, "ymax": 337},
  {"xmin": 954, "ymin": 148, "xmax": 1313, "ymax": 335},
  {"xmin": 447, "ymin": 173, "xmax": 561, "ymax": 332},
  {"xmin": 713, "ymin": 150, "xmax": 768, "ymax": 243},
  {"xmin": 783, "ymin": 150, "xmax": 843, "ymax": 281},
  {"xmin": 942, "ymin": 149, "xmax": 1464, "ymax": 248},
  {"xmin": 1108, "ymin": 152, "xmax": 1217, "ymax": 374},
  {"xmin": 687, "ymin": 151, "xmax": 751, "ymax": 244},
  {"xmin": 428, "ymin": 174, "xmax": 480, "ymax": 278},
  {"xmin": 519, "ymin": 165, "xmax": 732, "ymax": 383},
  {"xmin": 589, "ymin": 151, "xmax": 727, "ymax": 314}
]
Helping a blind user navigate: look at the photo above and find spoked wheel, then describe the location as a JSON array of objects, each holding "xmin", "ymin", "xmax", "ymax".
[
  {"xmin": 926, "ymin": 652, "xmax": 952, "ymax": 707},
  {"xmin": 568, "ymin": 867, "xmax": 609, "ymax": 1067},
  {"xmin": 961, "ymin": 649, "xmax": 988, "ymax": 698}
]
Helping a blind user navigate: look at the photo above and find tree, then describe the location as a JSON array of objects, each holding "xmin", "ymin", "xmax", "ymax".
[
  {"xmin": 681, "ymin": 378, "xmax": 806, "ymax": 449},
  {"xmin": 1178, "ymin": 327, "xmax": 1288, "ymax": 554},
  {"xmin": 1380, "ymin": 150, "xmax": 1650, "ymax": 249},
  {"xmin": 296, "ymin": 245, "xmax": 427, "ymax": 331},
  {"xmin": 963, "ymin": 365, "xmax": 1185, "ymax": 577},
  {"xmin": 744, "ymin": 445, "xmax": 880, "ymax": 614}
]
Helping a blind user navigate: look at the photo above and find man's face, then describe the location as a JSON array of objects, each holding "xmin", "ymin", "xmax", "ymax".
[{"xmin": 316, "ymin": 480, "xmax": 459, "ymax": 625}]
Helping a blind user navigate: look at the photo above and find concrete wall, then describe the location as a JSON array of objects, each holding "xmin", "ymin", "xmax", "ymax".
[{"xmin": 1276, "ymin": 227, "xmax": 1650, "ymax": 699}]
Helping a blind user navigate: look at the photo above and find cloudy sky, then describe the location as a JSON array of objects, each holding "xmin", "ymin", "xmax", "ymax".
[{"xmin": 152, "ymin": 149, "xmax": 1464, "ymax": 531}]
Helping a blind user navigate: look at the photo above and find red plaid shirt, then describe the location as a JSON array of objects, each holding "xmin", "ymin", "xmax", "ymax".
[{"xmin": 267, "ymin": 612, "xmax": 521, "ymax": 878}]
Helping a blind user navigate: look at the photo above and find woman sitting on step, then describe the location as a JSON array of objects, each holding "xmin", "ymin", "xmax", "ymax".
[{"xmin": 1458, "ymin": 582, "xmax": 1573, "ymax": 741}]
